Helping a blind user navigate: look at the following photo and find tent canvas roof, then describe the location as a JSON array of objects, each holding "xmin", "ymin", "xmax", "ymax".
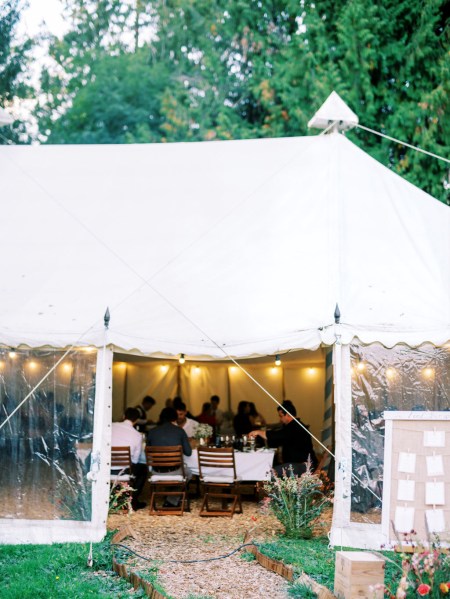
[{"xmin": 1, "ymin": 132, "xmax": 449, "ymax": 358}]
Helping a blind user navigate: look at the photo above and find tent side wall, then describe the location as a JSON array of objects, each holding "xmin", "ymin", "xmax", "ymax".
[
  {"xmin": 331, "ymin": 344, "xmax": 385, "ymax": 549},
  {"xmin": 0, "ymin": 348, "xmax": 112, "ymax": 544}
]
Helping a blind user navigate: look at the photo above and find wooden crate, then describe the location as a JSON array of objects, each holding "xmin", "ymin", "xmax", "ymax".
[{"xmin": 334, "ymin": 551, "xmax": 385, "ymax": 599}]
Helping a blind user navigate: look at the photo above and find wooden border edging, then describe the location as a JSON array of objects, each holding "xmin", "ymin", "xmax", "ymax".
[
  {"xmin": 244, "ymin": 531, "xmax": 336, "ymax": 599},
  {"xmin": 113, "ymin": 557, "xmax": 166, "ymax": 599}
]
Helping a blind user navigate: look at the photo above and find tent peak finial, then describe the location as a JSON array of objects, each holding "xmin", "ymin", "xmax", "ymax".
[
  {"xmin": 104, "ymin": 307, "xmax": 110, "ymax": 329},
  {"xmin": 308, "ymin": 91, "xmax": 358, "ymax": 132}
]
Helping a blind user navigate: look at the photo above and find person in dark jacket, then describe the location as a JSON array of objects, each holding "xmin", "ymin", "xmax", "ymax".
[
  {"xmin": 147, "ymin": 407, "xmax": 192, "ymax": 507},
  {"xmin": 249, "ymin": 400, "xmax": 317, "ymax": 476},
  {"xmin": 147, "ymin": 407, "xmax": 192, "ymax": 457}
]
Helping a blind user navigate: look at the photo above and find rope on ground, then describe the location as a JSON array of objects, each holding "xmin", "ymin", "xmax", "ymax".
[{"xmin": 111, "ymin": 541, "xmax": 258, "ymax": 564}]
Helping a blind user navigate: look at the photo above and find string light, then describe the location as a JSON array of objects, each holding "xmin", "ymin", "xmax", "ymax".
[
  {"xmin": 423, "ymin": 367, "xmax": 435, "ymax": 380},
  {"xmin": 275, "ymin": 355, "xmax": 281, "ymax": 367},
  {"xmin": 179, "ymin": 354, "xmax": 185, "ymax": 364},
  {"xmin": 385, "ymin": 367, "xmax": 396, "ymax": 380},
  {"xmin": 9, "ymin": 350, "xmax": 16, "ymax": 359}
]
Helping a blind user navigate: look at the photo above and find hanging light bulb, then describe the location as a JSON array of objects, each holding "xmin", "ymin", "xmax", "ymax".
[
  {"xmin": 423, "ymin": 367, "xmax": 435, "ymax": 380},
  {"xmin": 179, "ymin": 353, "xmax": 185, "ymax": 364},
  {"xmin": 385, "ymin": 367, "xmax": 396, "ymax": 380},
  {"xmin": 9, "ymin": 350, "xmax": 16, "ymax": 359},
  {"xmin": 275, "ymin": 355, "xmax": 281, "ymax": 367}
]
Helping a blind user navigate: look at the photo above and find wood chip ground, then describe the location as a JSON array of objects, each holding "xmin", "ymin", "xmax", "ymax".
[{"xmin": 108, "ymin": 498, "xmax": 293, "ymax": 599}]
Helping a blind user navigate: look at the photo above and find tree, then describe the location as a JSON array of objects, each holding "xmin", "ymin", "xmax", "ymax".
[
  {"xmin": 0, "ymin": 0, "xmax": 33, "ymax": 143},
  {"xmin": 35, "ymin": 0, "xmax": 450, "ymax": 203}
]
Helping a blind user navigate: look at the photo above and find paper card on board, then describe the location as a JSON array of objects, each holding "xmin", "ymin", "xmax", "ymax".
[
  {"xmin": 398, "ymin": 452, "xmax": 416, "ymax": 474},
  {"xmin": 424, "ymin": 431, "xmax": 445, "ymax": 448},
  {"xmin": 425, "ymin": 509, "xmax": 446, "ymax": 533},
  {"xmin": 426, "ymin": 454, "xmax": 444, "ymax": 477},
  {"xmin": 425, "ymin": 482, "xmax": 445, "ymax": 505},
  {"xmin": 394, "ymin": 506, "xmax": 415, "ymax": 533},
  {"xmin": 397, "ymin": 479, "xmax": 415, "ymax": 501}
]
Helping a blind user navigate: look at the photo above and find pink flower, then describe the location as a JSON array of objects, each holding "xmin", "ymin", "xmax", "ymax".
[{"xmin": 417, "ymin": 583, "xmax": 431, "ymax": 596}]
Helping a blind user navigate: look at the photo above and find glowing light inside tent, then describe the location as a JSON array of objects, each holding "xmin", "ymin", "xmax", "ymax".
[
  {"xmin": 423, "ymin": 367, "xmax": 435, "ymax": 380},
  {"xmin": 308, "ymin": 367, "xmax": 316, "ymax": 376},
  {"xmin": 385, "ymin": 367, "xmax": 397, "ymax": 380},
  {"xmin": 62, "ymin": 362, "xmax": 72, "ymax": 373},
  {"xmin": 80, "ymin": 346, "xmax": 95, "ymax": 353},
  {"xmin": 229, "ymin": 366, "xmax": 237, "ymax": 373},
  {"xmin": 356, "ymin": 361, "xmax": 365, "ymax": 372},
  {"xmin": 27, "ymin": 361, "xmax": 37, "ymax": 370},
  {"xmin": 275, "ymin": 355, "xmax": 281, "ymax": 367},
  {"xmin": 9, "ymin": 351, "xmax": 16, "ymax": 359},
  {"xmin": 160, "ymin": 364, "xmax": 169, "ymax": 373},
  {"xmin": 179, "ymin": 354, "xmax": 185, "ymax": 364}
]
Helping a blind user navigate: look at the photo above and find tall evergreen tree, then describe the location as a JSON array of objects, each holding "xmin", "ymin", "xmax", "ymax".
[
  {"xmin": 35, "ymin": 0, "xmax": 450, "ymax": 203},
  {"xmin": 0, "ymin": 0, "xmax": 33, "ymax": 143}
]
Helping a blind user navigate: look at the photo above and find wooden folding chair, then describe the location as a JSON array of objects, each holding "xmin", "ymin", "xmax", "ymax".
[
  {"xmin": 197, "ymin": 447, "xmax": 242, "ymax": 517},
  {"xmin": 110, "ymin": 446, "xmax": 132, "ymax": 484},
  {"xmin": 145, "ymin": 445, "xmax": 188, "ymax": 515}
]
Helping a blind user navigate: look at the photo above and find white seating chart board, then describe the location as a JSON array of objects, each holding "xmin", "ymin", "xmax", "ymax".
[{"xmin": 382, "ymin": 412, "xmax": 450, "ymax": 544}]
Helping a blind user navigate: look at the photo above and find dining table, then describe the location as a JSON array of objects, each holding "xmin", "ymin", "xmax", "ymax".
[{"xmin": 184, "ymin": 448, "xmax": 275, "ymax": 481}]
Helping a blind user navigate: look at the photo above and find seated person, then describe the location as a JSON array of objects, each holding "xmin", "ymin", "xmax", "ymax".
[
  {"xmin": 249, "ymin": 402, "xmax": 266, "ymax": 428},
  {"xmin": 249, "ymin": 400, "xmax": 318, "ymax": 476},
  {"xmin": 111, "ymin": 407, "xmax": 148, "ymax": 510},
  {"xmin": 176, "ymin": 402, "xmax": 199, "ymax": 439},
  {"xmin": 196, "ymin": 402, "xmax": 216, "ymax": 427},
  {"xmin": 173, "ymin": 396, "xmax": 196, "ymax": 420},
  {"xmin": 147, "ymin": 407, "xmax": 192, "ymax": 507},
  {"xmin": 233, "ymin": 401, "xmax": 253, "ymax": 437}
]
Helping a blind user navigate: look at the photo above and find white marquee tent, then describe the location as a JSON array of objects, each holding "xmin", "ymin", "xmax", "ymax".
[{"xmin": 0, "ymin": 94, "xmax": 449, "ymax": 546}]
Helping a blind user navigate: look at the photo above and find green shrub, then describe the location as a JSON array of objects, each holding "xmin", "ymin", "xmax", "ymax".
[{"xmin": 262, "ymin": 466, "xmax": 332, "ymax": 539}]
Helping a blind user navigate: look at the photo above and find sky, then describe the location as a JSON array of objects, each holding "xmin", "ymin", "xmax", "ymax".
[{"xmin": 19, "ymin": 0, "xmax": 67, "ymax": 38}]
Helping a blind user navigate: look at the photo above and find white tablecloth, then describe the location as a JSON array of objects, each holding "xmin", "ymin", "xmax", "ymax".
[{"xmin": 184, "ymin": 449, "xmax": 275, "ymax": 481}]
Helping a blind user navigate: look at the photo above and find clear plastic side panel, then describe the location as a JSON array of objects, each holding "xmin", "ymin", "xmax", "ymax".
[
  {"xmin": 350, "ymin": 342, "xmax": 450, "ymax": 523},
  {"xmin": 0, "ymin": 348, "xmax": 96, "ymax": 521}
]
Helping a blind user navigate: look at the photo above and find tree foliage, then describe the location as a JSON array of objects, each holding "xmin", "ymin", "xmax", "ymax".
[
  {"xmin": 0, "ymin": 0, "xmax": 33, "ymax": 143},
  {"xmin": 34, "ymin": 0, "xmax": 450, "ymax": 202}
]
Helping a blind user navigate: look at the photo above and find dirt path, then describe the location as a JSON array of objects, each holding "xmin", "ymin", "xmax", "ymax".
[{"xmin": 108, "ymin": 499, "xmax": 290, "ymax": 599}]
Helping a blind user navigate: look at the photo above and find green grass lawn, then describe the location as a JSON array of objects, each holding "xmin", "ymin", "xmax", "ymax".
[
  {"xmin": 256, "ymin": 536, "xmax": 403, "ymax": 594},
  {"xmin": 0, "ymin": 535, "xmax": 147, "ymax": 599}
]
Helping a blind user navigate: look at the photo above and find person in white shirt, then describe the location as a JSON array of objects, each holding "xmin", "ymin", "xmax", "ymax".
[
  {"xmin": 111, "ymin": 407, "xmax": 147, "ymax": 510},
  {"xmin": 176, "ymin": 402, "xmax": 199, "ymax": 439}
]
